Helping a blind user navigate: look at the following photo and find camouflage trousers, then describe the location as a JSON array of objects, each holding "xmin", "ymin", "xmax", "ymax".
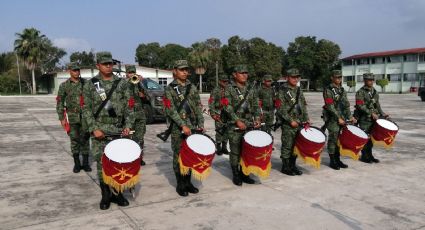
[
  {"xmin": 325, "ymin": 120, "xmax": 341, "ymax": 156},
  {"xmin": 132, "ymin": 119, "xmax": 146, "ymax": 152},
  {"xmin": 69, "ymin": 123, "xmax": 90, "ymax": 155},
  {"xmin": 280, "ymin": 124, "xmax": 298, "ymax": 160},
  {"xmin": 91, "ymin": 137, "xmax": 110, "ymax": 183},
  {"xmin": 215, "ymin": 121, "xmax": 229, "ymax": 144},
  {"xmin": 261, "ymin": 111, "xmax": 275, "ymax": 134},
  {"xmin": 171, "ymin": 127, "xmax": 184, "ymax": 177},
  {"xmin": 227, "ymin": 128, "xmax": 245, "ymax": 167},
  {"xmin": 359, "ymin": 120, "xmax": 374, "ymax": 155}
]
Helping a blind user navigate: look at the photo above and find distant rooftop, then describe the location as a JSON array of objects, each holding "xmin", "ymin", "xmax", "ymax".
[{"xmin": 342, "ymin": 47, "xmax": 425, "ymax": 60}]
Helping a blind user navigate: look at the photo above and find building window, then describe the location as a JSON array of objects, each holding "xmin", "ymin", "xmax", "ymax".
[
  {"xmin": 389, "ymin": 56, "xmax": 401, "ymax": 63},
  {"xmin": 388, "ymin": 74, "xmax": 401, "ymax": 81},
  {"xmin": 158, "ymin": 78, "xmax": 167, "ymax": 87},
  {"xmin": 356, "ymin": 75, "xmax": 364, "ymax": 82},
  {"xmin": 344, "ymin": 76, "xmax": 354, "ymax": 82},
  {"xmin": 403, "ymin": 73, "xmax": 419, "ymax": 82},
  {"xmin": 419, "ymin": 54, "xmax": 425, "ymax": 62},
  {"xmin": 374, "ymin": 74, "xmax": 384, "ymax": 80},
  {"xmin": 375, "ymin": 57, "xmax": 385, "ymax": 64},
  {"xmin": 404, "ymin": 54, "xmax": 417, "ymax": 62}
]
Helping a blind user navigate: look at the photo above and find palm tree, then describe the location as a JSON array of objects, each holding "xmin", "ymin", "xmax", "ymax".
[
  {"xmin": 14, "ymin": 28, "xmax": 48, "ymax": 94},
  {"xmin": 188, "ymin": 43, "xmax": 212, "ymax": 93}
]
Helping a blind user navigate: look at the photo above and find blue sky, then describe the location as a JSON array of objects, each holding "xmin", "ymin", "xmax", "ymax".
[{"xmin": 1, "ymin": 0, "xmax": 424, "ymax": 64}]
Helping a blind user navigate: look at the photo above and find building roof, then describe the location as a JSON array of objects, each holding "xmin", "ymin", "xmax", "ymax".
[{"xmin": 342, "ymin": 47, "xmax": 425, "ymax": 60}]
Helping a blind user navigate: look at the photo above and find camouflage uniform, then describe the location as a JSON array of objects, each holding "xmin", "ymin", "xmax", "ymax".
[
  {"xmin": 322, "ymin": 70, "xmax": 352, "ymax": 169},
  {"xmin": 258, "ymin": 75, "xmax": 277, "ymax": 134},
  {"xmin": 208, "ymin": 74, "xmax": 229, "ymax": 155},
  {"xmin": 163, "ymin": 60, "xmax": 204, "ymax": 196},
  {"xmin": 355, "ymin": 73, "xmax": 385, "ymax": 163},
  {"xmin": 222, "ymin": 65, "xmax": 261, "ymax": 185},
  {"xmin": 276, "ymin": 68, "xmax": 309, "ymax": 175},
  {"xmin": 125, "ymin": 65, "xmax": 147, "ymax": 165},
  {"xmin": 56, "ymin": 62, "xmax": 90, "ymax": 173}
]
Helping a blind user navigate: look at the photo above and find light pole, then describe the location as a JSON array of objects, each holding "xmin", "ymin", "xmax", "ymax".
[{"xmin": 195, "ymin": 67, "xmax": 206, "ymax": 93}]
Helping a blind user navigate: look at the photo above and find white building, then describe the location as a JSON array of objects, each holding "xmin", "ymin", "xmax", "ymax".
[
  {"xmin": 341, "ymin": 47, "xmax": 425, "ymax": 93},
  {"xmin": 53, "ymin": 65, "xmax": 173, "ymax": 94}
]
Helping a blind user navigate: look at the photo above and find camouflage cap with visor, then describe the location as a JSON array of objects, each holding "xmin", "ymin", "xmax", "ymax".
[
  {"xmin": 96, "ymin": 51, "xmax": 113, "ymax": 64},
  {"xmin": 287, "ymin": 68, "xmax": 301, "ymax": 77},
  {"xmin": 67, "ymin": 62, "xmax": 80, "ymax": 71},
  {"xmin": 263, "ymin": 74, "xmax": 273, "ymax": 81},
  {"xmin": 233, "ymin": 64, "xmax": 248, "ymax": 73},
  {"xmin": 363, "ymin": 73, "xmax": 375, "ymax": 80},
  {"xmin": 332, "ymin": 70, "xmax": 342, "ymax": 77},
  {"xmin": 125, "ymin": 65, "xmax": 136, "ymax": 73},
  {"xmin": 174, "ymin": 60, "xmax": 189, "ymax": 69}
]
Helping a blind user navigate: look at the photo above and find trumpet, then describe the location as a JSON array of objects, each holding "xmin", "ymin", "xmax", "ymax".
[{"xmin": 129, "ymin": 74, "xmax": 142, "ymax": 84}]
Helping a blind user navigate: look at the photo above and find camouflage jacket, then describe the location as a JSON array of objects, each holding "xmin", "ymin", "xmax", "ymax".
[
  {"xmin": 126, "ymin": 80, "xmax": 146, "ymax": 120},
  {"xmin": 221, "ymin": 82, "xmax": 261, "ymax": 125},
  {"xmin": 82, "ymin": 74, "xmax": 135, "ymax": 133},
  {"xmin": 56, "ymin": 78, "xmax": 85, "ymax": 124},
  {"xmin": 323, "ymin": 83, "xmax": 352, "ymax": 121},
  {"xmin": 276, "ymin": 86, "xmax": 309, "ymax": 124},
  {"xmin": 208, "ymin": 85, "xmax": 226, "ymax": 117},
  {"xmin": 355, "ymin": 86, "xmax": 384, "ymax": 121},
  {"xmin": 163, "ymin": 79, "xmax": 204, "ymax": 129},
  {"xmin": 258, "ymin": 85, "xmax": 277, "ymax": 113}
]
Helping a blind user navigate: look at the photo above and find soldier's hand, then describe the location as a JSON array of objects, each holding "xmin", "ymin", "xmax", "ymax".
[
  {"xmin": 93, "ymin": 129, "xmax": 105, "ymax": 140},
  {"xmin": 181, "ymin": 125, "xmax": 192, "ymax": 136},
  {"xmin": 254, "ymin": 118, "xmax": 262, "ymax": 128},
  {"xmin": 138, "ymin": 91, "xmax": 145, "ymax": 98},
  {"xmin": 290, "ymin": 121, "xmax": 299, "ymax": 128},
  {"xmin": 236, "ymin": 120, "xmax": 247, "ymax": 130},
  {"xmin": 371, "ymin": 113, "xmax": 379, "ymax": 120},
  {"xmin": 122, "ymin": 128, "xmax": 130, "ymax": 137},
  {"xmin": 350, "ymin": 117, "xmax": 357, "ymax": 124},
  {"xmin": 383, "ymin": 113, "xmax": 390, "ymax": 119},
  {"xmin": 212, "ymin": 115, "xmax": 221, "ymax": 122},
  {"xmin": 338, "ymin": 118, "xmax": 346, "ymax": 126}
]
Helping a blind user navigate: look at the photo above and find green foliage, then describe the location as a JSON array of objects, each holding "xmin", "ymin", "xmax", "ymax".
[
  {"xmin": 70, "ymin": 51, "xmax": 95, "ymax": 68},
  {"xmin": 286, "ymin": 36, "xmax": 341, "ymax": 90},
  {"xmin": 0, "ymin": 52, "xmax": 16, "ymax": 74},
  {"xmin": 376, "ymin": 78, "xmax": 389, "ymax": 92},
  {"xmin": 135, "ymin": 43, "xmax": 189, "ymax": 69},
  {"xmin": 0, "ymin": 74, "xmax": 20, "ymax": 94},
  {"xmin": 347, "ymin": 80, "xmax": 356, "ymax": 88}
]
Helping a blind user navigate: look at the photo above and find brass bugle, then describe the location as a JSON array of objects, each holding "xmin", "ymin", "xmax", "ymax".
[{"xmin": 130, "ymin": 74, "xmax": 141, "ymax": 84}]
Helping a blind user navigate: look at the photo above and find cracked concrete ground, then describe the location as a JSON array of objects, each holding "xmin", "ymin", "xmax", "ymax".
[{"xmin": 0, "ymin": 93, "xmax": 424, "ymax": 230}]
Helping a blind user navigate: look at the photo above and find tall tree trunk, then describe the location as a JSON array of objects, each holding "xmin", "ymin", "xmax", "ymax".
[{"xmin": 31, "ymin": 68, "xmax": 36, "ymax": 94}]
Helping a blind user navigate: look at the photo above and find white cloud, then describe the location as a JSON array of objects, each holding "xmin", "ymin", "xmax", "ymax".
[{"xmin": 53, "ymin": 37, "xmax": 91, "ymax": 52}]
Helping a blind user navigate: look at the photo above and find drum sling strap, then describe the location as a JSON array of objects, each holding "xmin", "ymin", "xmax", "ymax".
[{"xmin": 91, "ymin": 78, "xmax": 121, "ymax": 119}]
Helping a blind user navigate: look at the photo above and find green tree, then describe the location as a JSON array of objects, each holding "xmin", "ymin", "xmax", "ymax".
[
  {"xmin": 14, "ymin": 28, "xmax": 50, "ymax": 94},
  {"xmin": 188, "ymin": 42, "xmax": 212, "ymax": 92},
  {"xmin": 286, "ymin": 36, "xmax": 341, "ymax": 90},
  {"xmin": 221, "ymin": 36, "xmax": 249, "ymax": 74},
  {"xmin": 40, "ymin": 39, "xmax": 66, "ymax": 74},
  {"xmin": 70, "ymin": 51, "xmax": 95, "ymax": 68},
  {"xmin": 135, "ymin": 42, "xmax": 162, "ymax": 68},
  {"xmin": 160, "ymin": 44, "xmax": 189, "ymax": 69},
  {"xmin": 376, "ymin": 78, "xmax": 389, "ymax": 92},
  {"xmin": 0, "ymin": 52, "xmax": 16, "ymax": 74},
  {"xmin": 246, "ymin": 37, "xmax": 284, "ymax": 80}
]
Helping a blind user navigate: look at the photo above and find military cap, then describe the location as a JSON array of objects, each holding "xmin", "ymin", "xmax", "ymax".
[
  {"xmin": 219, "ymin": 74, "xmax": 229, "ymax": 81},
  {"xmin": 263, "ymin": 74, "xmax": 273, "ymax": 81},
  {"xmin": 287, "ymin": 68, "xmax": 301, "ymax": 77},
  {"xmin": 174, "ymin": 60, "xmax": 189, "ymax": 69},
  {"xmin": 332, "ymin": 70, "xmax": 342, "ymax": 77},
  {"xmin": 125, "ymin": 65, "xmax": 136, "ymax": 73},
  {"xmin": 67, "ymin": 62, "xmax": 80, "ymax": 70},
  {"xmin": 363, "ymin": 73, "xmax": 375, "ymax": 80},
  {"xmin": 233, "ymin": 64, "xmax": 248, "ymax": 73},
  {"xmin": 96, "ymin": 51, "xmax": 113, "ymax": 64}
]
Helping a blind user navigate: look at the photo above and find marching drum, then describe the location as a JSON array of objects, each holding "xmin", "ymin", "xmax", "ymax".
[
  {"xmin": 294, "ymin": 126, "xmax": 326, "ymax": 168},
  {"xmin": 338, "ymin": 125, "xmax": 369, "ymax": 160},
  {"xmin": 178, "ymin": 134, "xmax": 216, "ymax": 181},
  {"xmin": 102, "ymin": 138, "xmax": 141, "ymax": 193},
  {"xmin": 240, "ymin": 130, "xmax": 273, "ymax": 178},
  {"xmin": 371, "ymin": 119, "xmax": 399, "ymax": 149}
]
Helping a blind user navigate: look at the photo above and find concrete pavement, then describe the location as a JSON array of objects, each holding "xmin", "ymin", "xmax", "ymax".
[{"xmin": 0, "ymin": 93, "xmax": 424, "ymax": 230}]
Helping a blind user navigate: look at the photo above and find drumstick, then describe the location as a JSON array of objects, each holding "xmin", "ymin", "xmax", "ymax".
[{"xmin": 234, "ymin": 122, "xmax": 266, "ymax": 131}]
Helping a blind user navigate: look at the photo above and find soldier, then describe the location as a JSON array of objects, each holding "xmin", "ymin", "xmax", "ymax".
[
  {"xmin": 355, "ymin": 73, "xmax": 389, "ymax": 163},
  {"xmin": 83, "ymin": 51, "xmax": 135, "ymax": 210},
  {"xmin": 221, "ymin": 65, "xmax": 261, "ymax": 186},
  {"xmin": 322, "ymin": 70, "xmax": 356, "ymax": 170},
  {"xmin": 258, "ymin": 74, "xmax": 277, "ymax": 134},
  {"xmin": 163, "ymin": 60, "xmax": 204, "ymax": 197},
  {"xmin": 208, "ymin": 74, "xmax": 230, "ymax": 155},
  {"xmin": 56, "ymin": 62, "xmax": 91, "ymax": 173},
  {"xmin": 276, "ymin": 68, "xmax": 310, "ymax": 176},
  {"xmin": 125, "ymin": 65, "xmax": 147, "ymax": 166}
]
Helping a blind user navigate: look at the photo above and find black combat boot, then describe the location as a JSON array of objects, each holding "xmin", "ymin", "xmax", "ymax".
[
  {"xmin": 370, "ymin": 152, "xmax": 380, "ymax": 163},
  {"xmin": 221, "ymin": 141, "xmax": 229, "ymax": 155},
  {"xmin": 82, "ymin": 154, "xmax": 92, "ymax": 172},
  {"xmin": 329, "ymin": 154, "xmax": 340, "ymax": 170},
  {"xmin": 176, "ymin": 174, "xmax": 188, "ymax": 197},
  {"xmin": 72, "ymin": 154, "xmax": 81, "ymax": 173},
  {"xmin": 240, "ymin": 166, "xmax": 255, "ymax": 184},
  {"xmin": 111, "ymin": 192, "xmax": 129, "ymax": 207},
  {"xmin": 231, "ymin": 166, "xmax": 242, "ymax": 186},
  {"xmin": 336, "ymin": 151, "xmax": 348, "ymax": 168},
  {"xmin": 215, "ymin": 142, "xmax": 223, "ymax": 156},
  {"xmin": 99, "ymin": 182, "xmax": 111, "ymax": 210},
  {"xmin": 184, "ymin": 172, "xmax": 199, "ymax": 194},
  {"xmin": 290, "ymin": 155, "xmax": 303, "ymax": 175},
  {"xmin": 281, "ymin": 158, "xmax": 294, "ymax": 176},
  {"xmin": 360, "ymin": 150, "xmax": 372, "ymax": 163}
]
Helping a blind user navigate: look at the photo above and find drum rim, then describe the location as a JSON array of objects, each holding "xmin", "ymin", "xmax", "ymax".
[
  {"xmin": 243, "ymin": 130, "xmax": 273, "ymax": 147},
  {"xmin": 299, "ymin": 126, "xmax": 326, "ymax": 143},
  {"xmin": 186, "ymin": 133, "xmax": 216, "ymax": 155},
  {"xmin": 376, "ymin": 118, "xmax": 399, "ymax": 131},
  {"xmin": 104, "ymin": 138, "xmax": 141, "ymax": 163},
  {"xmin": 345, "ymin": 124, "xmax": 368, "ymax": 139}
]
